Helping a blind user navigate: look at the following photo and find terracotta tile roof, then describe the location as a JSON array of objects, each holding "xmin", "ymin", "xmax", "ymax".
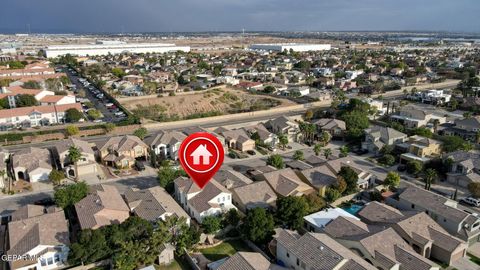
[
  {"xmin": 232, "ymin": 181, "xmax": 277, "ymax": 209},
  {"xmin": 0, "ymin": 103, "xmax": 82, "ymax": 119},
  {"xmin": 12, "ymin": 147, "xmax": 52, "ymax": 172},
  {"xmin": 217, "ymin": 252, "xmax": 275, "ymax": 270},
  {"xmin": 187, "ymin": 180, "xmax": 230, "ymax": 213}
]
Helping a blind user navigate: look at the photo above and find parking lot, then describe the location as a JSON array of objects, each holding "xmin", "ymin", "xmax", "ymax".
[{"xmin": 63, "ymin": 67, "xmax": 126, "ymax": 123}]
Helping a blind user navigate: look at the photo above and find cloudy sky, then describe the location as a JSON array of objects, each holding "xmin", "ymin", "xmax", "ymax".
[{"xmin": 1, "ymin": 0, "xmax": 479, "ymax": 33}]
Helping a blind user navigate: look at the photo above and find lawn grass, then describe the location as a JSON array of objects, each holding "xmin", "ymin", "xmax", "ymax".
[
  {"xmin": 468, "ymin": 253, "xmax": 480, "ymax": 266},
  {"xmin": 200, "ymin": 239, "xmax": 252, "ymax": 261}
]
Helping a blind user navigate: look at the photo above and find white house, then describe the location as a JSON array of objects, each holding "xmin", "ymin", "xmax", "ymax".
[
  {"xmin": 304, "ymin": 208, "xmax": 360, "ymax": 233},
  {"xmin": 0, "ymin": 103, "xmax": 83, "ymax": 130},
  {"xmin": 144, "ymin": 131, "xmax": 186, "ymax": 160},
  {"xmin": 174, "ymin": 176, "xmax": 236, "ymax": 222},
  {"xmin": 7, "ymin": 206, "xmax": 70, "ymax": 270}
]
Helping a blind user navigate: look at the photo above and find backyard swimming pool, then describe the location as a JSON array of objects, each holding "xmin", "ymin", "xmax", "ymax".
[{"xmin": 342, "ymin": 203, "xmax": 364, "ymax": 215}]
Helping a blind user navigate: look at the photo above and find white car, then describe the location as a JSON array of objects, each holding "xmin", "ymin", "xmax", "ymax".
[{"xmin": 460, "ymin": 197, "xmax": 480, "ymax": 207}]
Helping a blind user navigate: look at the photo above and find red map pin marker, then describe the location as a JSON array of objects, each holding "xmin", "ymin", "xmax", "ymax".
[{"xmin": 178, "ymin": 132, "xmax": 224, "ymax": 189}]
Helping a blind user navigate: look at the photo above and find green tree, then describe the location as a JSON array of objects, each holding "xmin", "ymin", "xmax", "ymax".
[
  {"xmin": 157, "ymin": 164, "xmax": 186, "ymax": 193},
  {"xmin": 323, "ymin": 148, "xmax": 333, "ymax": 160},
  {"xmin": 278, "ymin": 134, "xmax": 288, "ymax": 150},
  {"xmin": 66, "ymin": 125, "xmax": 80, "ymax": 137},
  {"xmin": 341, "ymin": 110, "xmax": 369, "ymax": 141},
  {"xmin": 304, "ymin": 110, "xmax": 314, "ymax": 120},
  {"xmin": 133, "ymin": 127, "xmax": 148, "ymax": 140},
  {"xmin": 68, "ymin": 146, "xmax": 82, "ymax": 180},
  {"xmin": 267, "ymin": 154, "xmax": 284, "ymax": 169},
  {"xmin": 223, "ymin": 208, "xmax": 241, "ymax": 227},
  {"xmin": 335, "ymin": 176, "xmax": 347, "ymax": 194},
  {"xmin": 325, "ymin": 187, "xmax": 341, "ymax": 203},
  {"xmin": 338, "ymin": 166, "xmax": 359, "ymax": 194},
  {"xmin": 54, "ymin": 182, "xmax": 89, "ymax": 209},
  {"xmin": 22, "ymin": 80, "xmax": 41, "ymax": 89},
  {"xmin": 293, "ymin": 150, "xmax": 304, "ymax": 161},
  {"xmin": 379, "ymin": 154, "xmax": 396, "ymax": 166},
  {"xmin": 384, "ymin": 171, "xmax": 400, "ymax": 190},
  {"xmin": 380, "ymin": 145, "xmax": 394, "ymax": 156},
  {"xmin": 412, "ymin": 127, "xmax": 433, "ymax": 138},
  {"xmin": 68, "ymin": 229, "xmax": 111, "ymax": 265},
  {"xmin": 87, "ymin": 109, "xmax": 102, "ymax": 120},
  {"xmin": 423, "ymin": 168, "xmax": 438, "ymax": 191},
  {"xmin": 111, "ymin": 67, "xmax": 126, "ymax": 78},
  {"xmin": 406, "ymin": 160, "xmax": 423, "ymax": 176},
  {"xmin": 320, "ymin": 131, "xmax": 332, "ymax": 145},
  {"xmin": 201, "ymin": 216, "xmax": 222, "ymax": 234},
  {"xmin": 16, "ymin": 94, "xmax": 38, "ymax": 107},
  {"xmin": 104, "ymin": 123, "xmax": 115, "ymax": 133},
  {"xmin": 49, "ymin": 170, "xmax": 65, "ymax": 186},
  {"xmin": 442, "ymin": 135, "xmax": 474, "ymax": 152},
  {"xmin": 304, "ymin": 193, "xmax": 326, "ymax": 213},
  {"xmin": 241, "ymin": 208, "xmax": 274, "ymax": 245},
  {"xmin": 263, "ymin": 85, "xmax": 276, "ymax": 94},
  {"xmin": 468, "ymin": 183, "xmax": 480, "ymax": 198},
  {"xmin": 65, "ymin": 108, "xmax": 84, "ymax": 123},
  {"xmin": 276, "ymin": 196, "xmax": 308, "ymax": 230},
  {"xmin": 313, "ymin": 143, "xmax": 322, "ymax": 156},
  {"xmin": 339, "ymin": 146, "xmax": 349, "ymax": 157}
]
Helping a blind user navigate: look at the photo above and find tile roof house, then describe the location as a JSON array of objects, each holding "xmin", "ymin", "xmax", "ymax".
[
  {"xmin": 398, "ymin": 135, "xmax": 442, "ymax": 164},
  {"xmin": 254, "ymin": 168, "xmax": 315, "ymax": 197},
  {"xmin": 323, "ymin": 217, "xmax": 439, "ymax": 270},
  {"xmin": 95, "ymin": 135, "xmax": 149, "ymax": 169},
  {"xmin": 7, "ymin": 205, "xmax": 70, "ymax": 270},
  {"xmin": 74, "ymin": 184, "xmax": 130, "ymax": 230},
  {"xmin": 0, "ymin": 103, "xmax": 83, "ymax": 131},
  {"xmin": 444, "ymin": 150, "xmax": 480, "ymax": 188},
  {"xmin": 358, "ymin": 202, "xmax": 467, "ymax": 265},
  {"xmin": 52, "ymin": 138, "xmax": 97, "ymax": 179},
  {"xmin": 212, "ymin": 169, "xmax": 253, "ymax": 190},
  {"xmin": 174, "ymin": 176, "xmax": 236, "ymax": 222},
  {"xmin": 264, "ymin": 116, "xmax": 301, "ymax": 143},
  {"xmin": 212, "ymin": 252, "xmax": 282, "ymax": 270},
  {"xmin": 215, "ymin": 128, "xmax": 255, "ymax": 152},
  {"xmin": 361, "ymin": 125, "xmax": 407, "ymax": 155},
  {"xmin": 243, "ymin": 123, "xmax": 278, "ymax": 149},
  {"xmin": 442, "ymin": 116, "xmax": 480, "ymax": 143},
  {"xmin": 231, "ymin": 181, "xmax": 277, "ymax": 213},
  {"xmin": 313, "ymin": 118, "xmax": 346, "ymax": 138},
  {"xmin": 144, "ymin": 130, "xmax": 186, "ymax": 160},
  {"xmin": 391, "ymin": 105, "xmax": 446, "ymax": 129},
  {"xmin": 304, "ymin": 208, "xmax": 359, "ymax": 233},
  {"xmin": 273, "ymin": 229, "xmax": 377, "ymax": 270},
  {"xmin": 12, "ymin": 147, "xmax": 52, "ymax": 182},
  {"xmin": 124, "ymin": 186, "xmax": 190, "ymax": 225},
  {"xmin": 389, "ymin": 186, "xmax": 480, "ymax": 246}
]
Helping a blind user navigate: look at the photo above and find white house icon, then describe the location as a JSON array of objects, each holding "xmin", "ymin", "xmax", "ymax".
[{"xmin": 190, "ymin": 144, "xmax": 213, "ymax": 165}]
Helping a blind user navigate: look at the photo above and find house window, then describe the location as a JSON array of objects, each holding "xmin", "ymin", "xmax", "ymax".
[
  {"xmin": 54, "ymin": 254, "xmax": 60, "ymax": 262},
  {"xmin": 41, "ymin": 260, "xmax": 47, "ymax": 266},
  {"xmin": 218, "ymin": 198, "xmax": 221, "ymax": 203},
  {"xmin": 411, "ymin": 204, "xmax": 415, "ymax": 209},
  {"xmin": 286, "ymin": 252, "xmax": 289, "ymax": 258},
  {"xmin": 296, "ymin": 258, "xmax": 300, "ymax": 266},
  {"xmin": 47, "ymin": 257, "xmax": 54, "ymax": 265}
]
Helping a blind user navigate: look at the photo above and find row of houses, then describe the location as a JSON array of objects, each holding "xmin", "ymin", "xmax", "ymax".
[{"xmin": 3, "ymin": 183, "xmax": 188, "ymax": 270}]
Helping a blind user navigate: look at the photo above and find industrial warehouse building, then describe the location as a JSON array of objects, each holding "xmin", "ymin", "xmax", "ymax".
[
  {"xmin": 43, "ymin": 40, "xmax": 190, "ymax": 58},
  {"xmin": 249, "ymin": 43, "xmax": 331, "ymax": 52}
]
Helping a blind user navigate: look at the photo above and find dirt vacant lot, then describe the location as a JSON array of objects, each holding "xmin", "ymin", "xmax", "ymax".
[{"xmin": 122, "ymin": 86, "xmax": 296, "ymax": 122}]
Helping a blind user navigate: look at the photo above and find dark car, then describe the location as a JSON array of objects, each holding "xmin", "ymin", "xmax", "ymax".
[
  {"xmin": 33, "ymin": 197, "xmax": 55, "ymax": 206},
  {"xmin": 354, "ymin": 149, "xmax": 369, "ymax": 155},
  {"xmin": 397, "ymin": 164, "xmax": 406, "ymax": 172},
  {"xmin": 135, "ymin": 160, "xmax": 146, "ymax": 171},
  {"xmin": 246, "ymin": 150, "xmax": 256, "ymax": 155}
]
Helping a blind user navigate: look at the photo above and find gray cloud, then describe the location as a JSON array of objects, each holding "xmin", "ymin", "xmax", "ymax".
[{"xmin": 1, "ymin": 0, "xmax": 479, "ymax": 33}]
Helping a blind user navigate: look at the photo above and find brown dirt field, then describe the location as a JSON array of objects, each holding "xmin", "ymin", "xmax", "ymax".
[{"xmin": 122, "ymin": 86, "xmax": 296, "ymax": 120}]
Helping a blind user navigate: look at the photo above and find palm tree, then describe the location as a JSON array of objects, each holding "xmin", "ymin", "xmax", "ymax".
[
  {"xmin": 67, "ymin": 146, "xmax": 82, "ymax": 181},
  {"xmin": 313, "ymin": 144, "xmax": 322, "ymax": 156},
  {"xmin": 339, "ymin": 146, "xmax": 349, "ymax": 157},
  {"xmin": 432, "ymin": 119, "xmax": 440, "ymax": 134},
  {"xmin": 423, "ymin": 168, "xmax": 438, "ymax": 191},
  {"xmin": 278, "ymin": 134, "xmax": 288, "ymax": 150},
  {"xmin": 323, "ymin": 148, "xmax": 333, "ymax": 160}
]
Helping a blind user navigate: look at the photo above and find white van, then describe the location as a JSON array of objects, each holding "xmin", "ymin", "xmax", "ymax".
[{"xmin": 460, "ymin": 197, "xmax": 480, "ymax": 207}]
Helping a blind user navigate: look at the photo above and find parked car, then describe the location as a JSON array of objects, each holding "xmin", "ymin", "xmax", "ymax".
[
  {"xmin": 354, "ymin": 149, "xmax": 369, "ymax": 155},
  {"xmin": 460, "ymin": 197, "xmax": 480, "ymax": 207},
  {"xmin": 34, "ymin": 197, "xmax": 55, "ymax": 206},
  {"xmin": 397, "ymin": 164, "xmax": 406, "ymax": 172},
  {"xmin": 135, "ymin": 160, "xmax": 145, "ymax": 171},
  {"xmin": 246, "ymin": 150, "xmax": 256, "ymax": 155}
]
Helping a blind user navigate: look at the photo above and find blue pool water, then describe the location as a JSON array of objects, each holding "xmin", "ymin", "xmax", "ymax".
[{"xmin": 342, "ymin": 204, "xmax": 363, "ymax": 215}]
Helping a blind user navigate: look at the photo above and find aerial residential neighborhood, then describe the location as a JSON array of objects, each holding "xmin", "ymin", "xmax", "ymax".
[{"xmin": 1, "ymin": 1, "xmax": 480, "ymax": 270}]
